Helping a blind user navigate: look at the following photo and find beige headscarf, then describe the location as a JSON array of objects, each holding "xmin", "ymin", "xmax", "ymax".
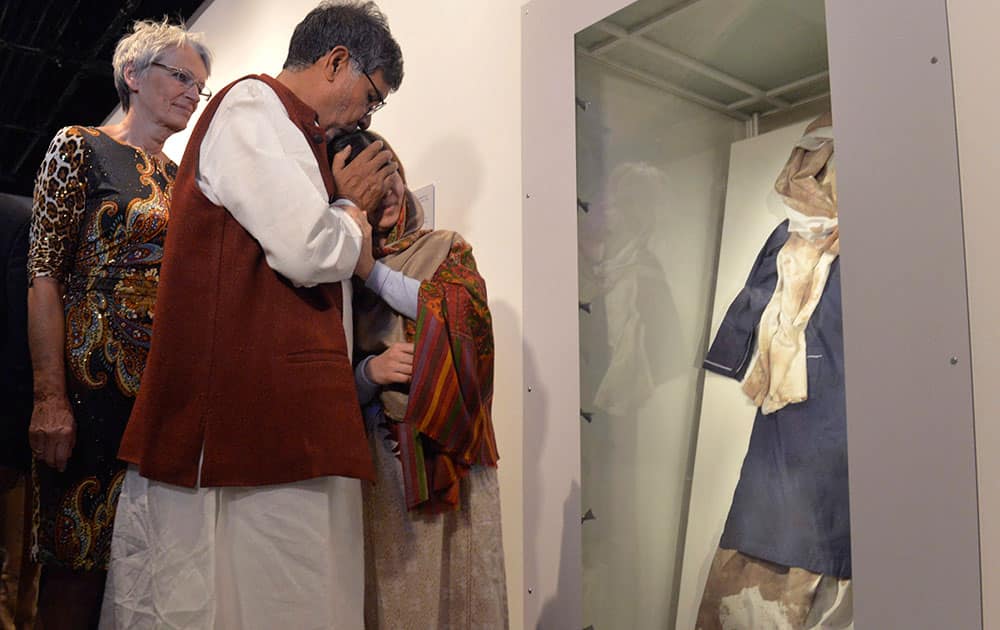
[{"xmin": 742, "ymin": 113, "xmax": 838, "ymax": 414}]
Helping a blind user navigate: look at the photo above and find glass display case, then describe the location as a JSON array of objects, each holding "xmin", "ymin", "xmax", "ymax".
[
  {"xmin": 523, "ymin": 1, "xmax": 982, "ymax": 628},
  {"xmin": 573, "ymin": 2, "xmax": 842, "ymax": 627}
]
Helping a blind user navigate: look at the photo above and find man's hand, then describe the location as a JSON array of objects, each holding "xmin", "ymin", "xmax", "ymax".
[
  {"xmin": 332, "ymin": 141, "xmax": 397, "ymax": 214},
  {"xmin": 346, "ymin": 202, "xmax": 375, "ymax": 280},
  {"xmin": 354, "ymin": 210, "xmax": 375, "ymax": 281},
  {"xmin": 28, "ymin": 395, "xmax": 76, "ymax": 472},
  {"xmin": 366, "ymin": 343, "xmax": 414, "ymax": 385}
]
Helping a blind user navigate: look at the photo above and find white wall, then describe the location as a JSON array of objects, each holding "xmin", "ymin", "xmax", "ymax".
[
  {"xmin": 947, "ymin": 3, "xmax": 1000, "ymax": 629},
  {"xmin": 674, "ymin": 121, "xmax": 809, "ymax": 630},
  {"xmin": 138, "ymin": 1, "xmax": 525, "ymax": 625}
]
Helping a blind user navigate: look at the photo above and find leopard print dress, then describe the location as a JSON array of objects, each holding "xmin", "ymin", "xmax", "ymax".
[{"xmin": 26, "ymin": 126, "xmax": 175, "ymax": 571}]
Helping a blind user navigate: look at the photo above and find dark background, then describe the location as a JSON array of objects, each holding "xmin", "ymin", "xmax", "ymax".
[{"xmin": 0, "ymin": 0, "xmax": 207, "ymax": 198}]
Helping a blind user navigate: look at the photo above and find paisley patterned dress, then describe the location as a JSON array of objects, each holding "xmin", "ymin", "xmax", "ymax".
[{"xmin": 26, "ymin": 126, "xmax": 174, "ymax": 570}]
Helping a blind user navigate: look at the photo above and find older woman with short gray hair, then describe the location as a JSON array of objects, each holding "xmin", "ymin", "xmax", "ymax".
[
  {"xmin": 25, "ymin": 18, "xmax": 210, "ymax": 629},
  {"xmin": 112, "ymin": 19, "xmax": 213, "ymax": 112}
]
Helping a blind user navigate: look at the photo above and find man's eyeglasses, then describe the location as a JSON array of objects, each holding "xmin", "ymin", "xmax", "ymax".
[
  {"xmin": 361, "ymin": 70, "xmax": 386, "ymax": 114},
  {"xmin": 151, "ymin": 62, "xmax": 211, "ymax": 101}
]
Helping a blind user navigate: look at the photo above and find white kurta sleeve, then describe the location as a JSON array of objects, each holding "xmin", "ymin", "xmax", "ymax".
[{"xmin": 196, "ymin": 79, "xmax": 362, "ymax": 288}]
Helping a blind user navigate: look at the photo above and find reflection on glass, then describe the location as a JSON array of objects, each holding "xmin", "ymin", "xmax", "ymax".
[
  {"xmin": 580, "ymin": 162, "xmax": 675, "ymax": 418},
  {"xmin": 575, "ymin": 52, "xmax": 743, "ymax": 629}
]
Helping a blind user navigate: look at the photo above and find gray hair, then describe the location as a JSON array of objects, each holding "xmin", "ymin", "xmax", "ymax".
[
  {"xmin": 283, "ymin": 1, "xmax": 403, "ymax": 92},
  {"xmin": 113, "ymin": 19, "xmax": 212, "ymax": 112}
]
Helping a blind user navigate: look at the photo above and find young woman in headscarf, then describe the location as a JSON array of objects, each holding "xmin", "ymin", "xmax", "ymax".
[{"xmin": 331, "ymin": 130, "xmax": 508, "ymax": 628}]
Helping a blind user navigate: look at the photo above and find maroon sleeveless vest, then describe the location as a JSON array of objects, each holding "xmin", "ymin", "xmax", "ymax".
[{"xmin": 118, "ymin": 74, "xmax": 374, "ymax": 487}]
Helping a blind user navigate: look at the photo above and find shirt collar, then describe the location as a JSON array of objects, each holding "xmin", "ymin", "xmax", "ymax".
[{"xmin": 259, "ymin": 74, "xmax": 325, "ymax": 142}]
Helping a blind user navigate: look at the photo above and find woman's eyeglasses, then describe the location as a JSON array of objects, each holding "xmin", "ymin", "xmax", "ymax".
[{"xmin": 151, "ymin": 61, "xmax": 212, "ymax": 101}]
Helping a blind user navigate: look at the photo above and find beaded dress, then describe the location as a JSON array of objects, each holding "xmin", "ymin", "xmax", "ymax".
[{"xmin": 27, "ymin": 126, "xmax": 174, "ymax": 569}]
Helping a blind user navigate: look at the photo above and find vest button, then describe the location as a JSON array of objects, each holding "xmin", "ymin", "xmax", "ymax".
[{"xmin": 312, "ymin": 134, "xmax": 324, "ymax": 143}]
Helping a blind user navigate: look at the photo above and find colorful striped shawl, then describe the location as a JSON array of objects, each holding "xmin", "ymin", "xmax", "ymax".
[{"xmin": 355, "ymin": 194, "xmax": 499, "ymax": 513}]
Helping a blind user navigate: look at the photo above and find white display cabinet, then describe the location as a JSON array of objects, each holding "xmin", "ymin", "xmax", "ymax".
[{"xmin": 523, "ymin": 1, "xmax": 984, "ymax": 628}]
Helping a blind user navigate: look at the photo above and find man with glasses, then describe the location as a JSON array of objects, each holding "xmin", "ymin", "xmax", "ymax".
[{"xmin": 101, "ymin": 2, "xmax": 403, "ymax": 628}]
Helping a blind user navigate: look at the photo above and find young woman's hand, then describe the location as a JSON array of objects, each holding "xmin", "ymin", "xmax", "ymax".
[{"xmin": 366, "ymin": 342, "xmax": 414, "ymax": 385}]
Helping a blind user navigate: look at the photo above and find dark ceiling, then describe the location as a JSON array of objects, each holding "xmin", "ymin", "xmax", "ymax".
[{"xmin": 0, "ymin": 0, "xmax": 207, "ymax": 198}]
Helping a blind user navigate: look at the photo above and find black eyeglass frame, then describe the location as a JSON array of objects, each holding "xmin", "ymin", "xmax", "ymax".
[{"xmin": 361, "ymin": 69, "xmax": 387, "ymax": 114}]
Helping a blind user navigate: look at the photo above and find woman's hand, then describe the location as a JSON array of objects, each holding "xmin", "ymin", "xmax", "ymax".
[
  {"xmin": 27, "ymin": 278, "xmax": 75, "ymax": 472},
  {"xmin": 366, "ymin": 342, "xmax": 414, "ymax": 385},
  {"xmin": 28, "ymin": 395, "xmax": 76, "ymax": 472}
]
